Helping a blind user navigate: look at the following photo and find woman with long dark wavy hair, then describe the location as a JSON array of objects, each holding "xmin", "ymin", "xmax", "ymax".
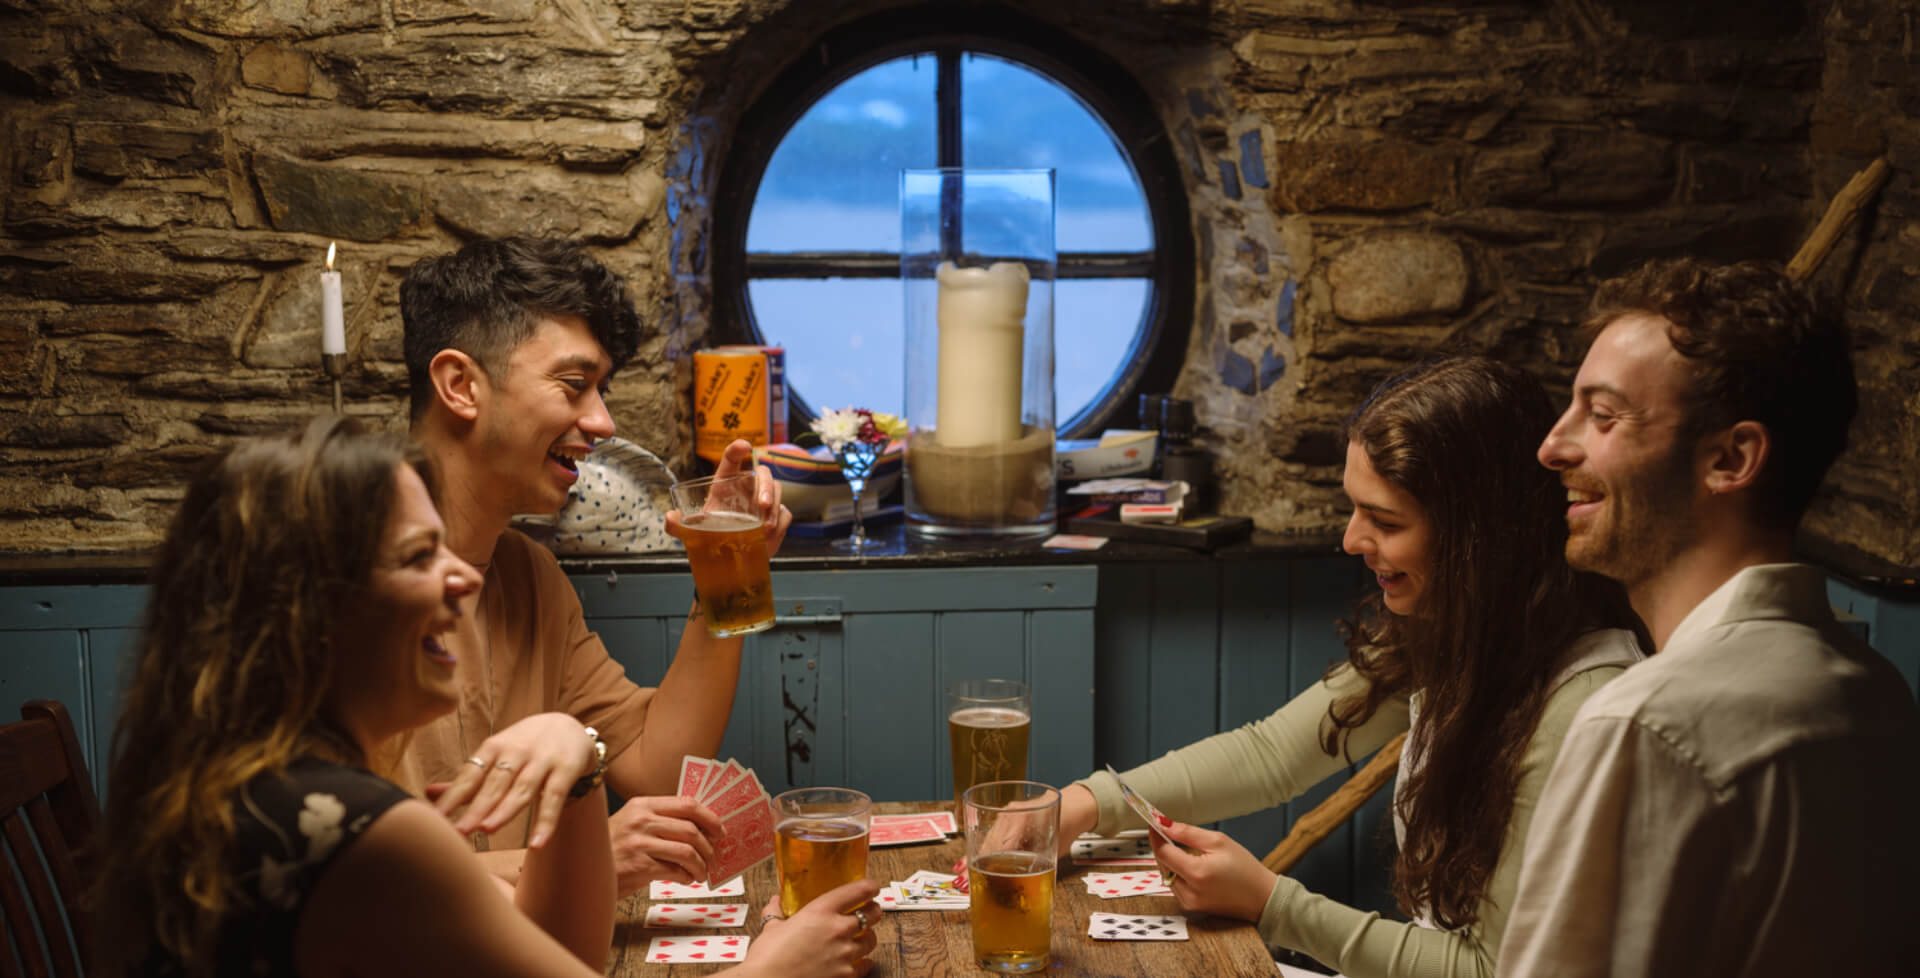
[
  {"xmin": 1055, "ymin": 356, "xmax": 1645, "ymax": 977},
  {"xmin": 91, "ymin": 416, "xmax": 878, "ymax": 978}
]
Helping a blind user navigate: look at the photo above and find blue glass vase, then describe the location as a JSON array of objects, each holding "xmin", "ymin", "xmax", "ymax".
[{"xmin": 832, "ymin": 441, "xmax": 886, "ymax": 551}]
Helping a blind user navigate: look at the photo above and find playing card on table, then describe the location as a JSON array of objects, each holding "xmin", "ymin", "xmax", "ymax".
[
  {"xmin": 649, "ymin": 877, "xmax": 745, "ymax": 900},
  {"xmin": 1104, "ymin": 765, "xmax": 1198, "ymax": 854},
  {"xmin": 1087, "ymin": 912, "xmax": 1189, "ymax": 941},
  {"xmin": 706, "ymin": 793, "xmax": 776, "ymax": 887},
  {"xmin": 676, "ymin": 755, "xmax": 713, "ymax": 801},
  {"xmin": 902, "ymin": 870, "xmax": 965, "ymax": 898},
  {"xmin": 877, "ymin": 885, "xmax": 969, "ymax": 911},
  {"xmin": 645, "ymin": 936, "xmax": 751, "ymax": 963},
  {"xmin": 1082, "ymin": 870, "xmax": 1173, "ymax": 898},
  {"xmin": 868, "ymin": 815, "xmax": 946, "ymax": 847},
  {"xmin": 644, "ymin": 902, "xmax": 749, "ymax": 928},
  {"xmin": 1071, "ymin": 832, "xmax": 1156, "ymax": 866}
]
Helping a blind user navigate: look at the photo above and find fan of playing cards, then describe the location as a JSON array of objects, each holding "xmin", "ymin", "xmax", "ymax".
[{"xmin": 676, "ymin": 755, "xmax": 778, "ymax": 887}]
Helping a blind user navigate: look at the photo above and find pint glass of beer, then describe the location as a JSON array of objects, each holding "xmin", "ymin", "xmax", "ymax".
[
  {"xmin": 670, "ymin": 471, "xmax": 775, "ymax": 637},
  {"xmin": 948, "ymin": 679, "xmax": 1031, "ymax": 811},
  {"xmin": 962, "ymin": 781, "xmax": 1059, "ymax": 973},
  {"xmin": 773, "ymin": 787, "xmax": 872, "ymax": 917}
]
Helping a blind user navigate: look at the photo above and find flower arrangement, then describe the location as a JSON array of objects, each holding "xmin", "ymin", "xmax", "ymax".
[{"xmin": 810, "ymin": 407, "xmax": 906, "ymax": 452}]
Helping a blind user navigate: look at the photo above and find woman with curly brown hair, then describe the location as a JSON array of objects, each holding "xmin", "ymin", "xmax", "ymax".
[
  {"xmin": 1056, "ymin": 356, "xmax": 1646, "ymax": 977},
  {"xmin": 92, "ymin": 416, "xmax": 878, "ymax": 978}
]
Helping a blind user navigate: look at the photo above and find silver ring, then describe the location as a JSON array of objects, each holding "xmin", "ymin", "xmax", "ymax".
[
  {"xmin": 494, "ymin": 760, "xmax": 517, "ymax": 772},
  {"xmin": 853, "ymin": 907, "xmax": 872, "ymax": 930},
  {"xmin": 465, "ymin": 756, "xmax": 486, "ymax": 769},
  {"xmin": 760, "ymin": 912, "xmax": 784, "ymax": 927}
]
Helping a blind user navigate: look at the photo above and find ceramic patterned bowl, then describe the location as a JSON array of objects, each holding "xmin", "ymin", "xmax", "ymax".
[
  {"xmin": 754, "ymin": 441, "xmax": 904, "ymax": 521},
  {"xmin": 514, "ymin": 437, "xmax": 682, "ymax": 554}
]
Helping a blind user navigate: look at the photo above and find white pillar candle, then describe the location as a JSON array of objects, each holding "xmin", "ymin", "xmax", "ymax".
[
  {"xmin": 935, "ymin": 260, "xmax": 1028, "ymax": 447},
  {"xmin": 320, "ymin": 241, "xmax": 345, "ymax": 356}
]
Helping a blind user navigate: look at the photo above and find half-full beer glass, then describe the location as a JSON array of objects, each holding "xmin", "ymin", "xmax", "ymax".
[
  {"xmin": 963, "ymin": 781, "xmax": 1058, "ymax": 973},
  {"xmin": 671, "ymin": 470, "xmax": 775, "ymax": 637},
  {"xmin": 773, "ymin": 787, "xmax": 872, "ymax": 917},
  {"xmin": 948, "ymin": 679, "xmax": 1031, "ymax": 811}
]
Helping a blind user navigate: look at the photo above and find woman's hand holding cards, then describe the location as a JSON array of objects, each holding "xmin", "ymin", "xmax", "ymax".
[{"xmin": 1145, "ymin": 820, "xmax": 1280, "ymax": 923}]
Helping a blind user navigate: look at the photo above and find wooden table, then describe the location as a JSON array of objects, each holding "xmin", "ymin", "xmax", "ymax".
[{"xmin": 607, "ymin": 803, "xmax": 1277, "ymax": 977}]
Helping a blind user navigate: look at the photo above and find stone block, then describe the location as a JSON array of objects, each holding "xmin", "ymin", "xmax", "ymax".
[
  {"xmin": 76, "ymin": 334, "xmax": 229, "ymax": 377},
  {"xmin": 173, "ymin": 0, "xmax": 383, "ymax": 38},
  {"xmin": 132, "ymin": 370, "xmax": 296, "ymax": 400},
  {"xmin": 1535, "ymin": 129, "xmax": 1674, "ymax": 207},
  {"xmin": 253, "ymin": 154, "xmax": 427, "ymax": 241},
  {"xmin": 74, "ymin": 25, "xmax": 214, "ymax": 109},
  {"xmin": 0, "ymin": 413, "xmax": 130, "ymax": 449},
  {"xmin": 48, "ymin": 442, "xmax": 220, "ymax": 489},
  {"xmin": 240, "ymin": 42, "xmax": 313, "ymax": 96},
  {"xmin": 0, "ymin": 245, "xmax": 241, "ymax": 302},
  {"xmin": 1271, "ymin": 139, "xmax": 1457, "ymax": 212},
  {"xmin": 1591, "ymin": 211, "xmax": 1802, "ymax": 279},
  {"xmin": 1326, "ymin": 229, "xmax": 1470, "ymax": 323},
  {"xmin": 232, "ymin": 105, "xmax": 651, "ymax": 168},
  {"xmin": 72, "ymin": 123, "xmax": 224, "ymax": 182},
  {"xmin": 0, "ymin": 30, "xmax": 72, "ymax": 99},
  {"xmin": 315, "ymin": 33, "xmax": 670, "ymax": 120},
  {"xmin": 433, "ymin": 165, "xmax": 650, "ymax": 243}
]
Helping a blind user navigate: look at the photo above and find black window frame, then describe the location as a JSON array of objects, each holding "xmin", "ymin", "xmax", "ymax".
[{"xmin": 711, "ymin": 5, "xmax": 1193, "ymax": 438}]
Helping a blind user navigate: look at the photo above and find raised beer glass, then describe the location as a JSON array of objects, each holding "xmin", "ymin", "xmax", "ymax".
[
  {"xmin": 948, "ymin": 679, "xmax": 1031, "ymax": 812},
  {"xmin": 773, "ymin": 787, "xmax": 872, "ymax": 917},
  {"xmin": 963, "ymin": 780, "xmax": 1059, "ymax": 973},
  {"xmin": 670, "ymin": 470, "xmax": 775, "ymax": 637}
]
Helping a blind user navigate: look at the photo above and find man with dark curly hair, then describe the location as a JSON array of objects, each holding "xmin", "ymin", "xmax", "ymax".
[
  {"xmin": 1500, "ymin": 258, "xmax": 1919, "ymax": 977},
  {"xmin": 395, "ymin": 237, "xmax": 791, "ymax": 898}
]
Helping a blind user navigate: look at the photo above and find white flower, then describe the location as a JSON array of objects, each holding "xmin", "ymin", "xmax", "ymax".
[
  {"xmin": 298, "ymin": 793, "xmax": 346, "ymax": 862},
  {"xmin": 810, "ymin": 407, "xmax": 863, "ymax": 451}
]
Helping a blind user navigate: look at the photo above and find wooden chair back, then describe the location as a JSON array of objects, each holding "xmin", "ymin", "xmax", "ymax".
[
  {"xmin": 0, "ymin": 700, "xmax": 101, "ymax": 978},
  {"xmin": 1262, "ymin": 731, "xmax": 1404, "ymax": 875}
]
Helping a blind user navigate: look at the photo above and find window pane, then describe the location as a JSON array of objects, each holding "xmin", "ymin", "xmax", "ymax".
[
  {"xmin": 748, "ymin": 278, "xmax": 905, "ymax": 422},
  {"xmin": 1057, "ymin": 278, "xmax": 1150, "ymax": 428},
  {"xmin": 747, "ymin": 56, "xmax": 938, "ymax": 254},
  {"xmin": 960, "ymin": 53, "xmax": 1151, "ymax": 253}
]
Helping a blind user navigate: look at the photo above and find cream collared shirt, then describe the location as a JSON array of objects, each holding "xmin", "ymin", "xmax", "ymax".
[{"xmin": 1498, "ymin": 564, "xmax": 1920, "ymax": 978}]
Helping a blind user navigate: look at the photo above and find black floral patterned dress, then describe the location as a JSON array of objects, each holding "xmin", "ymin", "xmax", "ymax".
[{"xmin": 139, "ymin": 757, "xmax": 412, "ymax": 977}]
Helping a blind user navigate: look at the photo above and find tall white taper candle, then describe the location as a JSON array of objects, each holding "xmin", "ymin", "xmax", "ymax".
[{"xmin": 320, "ymin": 242, "xmax": 344, "ymax": 356}]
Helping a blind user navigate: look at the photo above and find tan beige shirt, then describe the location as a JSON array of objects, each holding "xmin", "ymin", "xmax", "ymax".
[
  {"xmin": 1080, "ymin": 629, "xmax": 1644, "ymax": 978},
  {"xmin": 1499, "ymin": 564, "xmax": 1920, "ymax": 978},
  {"xmin": 393, "ymin": 529, "xmax": 653, "ymax": 849}
]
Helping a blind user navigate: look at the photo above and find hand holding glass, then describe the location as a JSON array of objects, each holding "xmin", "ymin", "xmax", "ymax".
[
  {"xmin": 672, "ymin": 470, "xmax": 776, "ymax": 637},
  {"xmin": 963, "ymin": 781, "xmax": 1059, "ymax": 974},
  {"xmin": 773, "ymin": 787, "xmax": 871, "ymax": 917}
]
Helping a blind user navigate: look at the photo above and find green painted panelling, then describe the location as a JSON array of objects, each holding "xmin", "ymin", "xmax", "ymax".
[
  {"xmin": 0, "ymin": 585, "xmax": 148, "ymax": 630},
  {"xmin": 1146, "ymin": 562, "xmax": 1224, "ymax": 759},
  {"xmin": 87, "ymin": 628, "xmax": 140, "ymax": 798},
  {"xmin": 1093, "ymin": 564, "xmax": 1156, "ymax": 767},
  {"xmin": 1027, "ymin": 608, "xmax": 1096, "ymax": 791},
  {"xmin": 2, "ymin": 631, "xmax": 91, "ymax": 772},
  {"xmin": 1216, "ymin": 560, "xmax": 1295, "ymax": 857},
  {"xmin": 844, "ymin": 613, "xmax": 942, "ymax": 801}
]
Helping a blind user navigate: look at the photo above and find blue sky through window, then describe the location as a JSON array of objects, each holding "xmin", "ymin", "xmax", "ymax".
[{"xmin": 744, "ymin": 52, "xmax": 1153, "ymax": 431}]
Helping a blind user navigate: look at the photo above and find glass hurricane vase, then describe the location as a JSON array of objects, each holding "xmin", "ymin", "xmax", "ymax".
[{"xmin": 832, "ymin": 441, "xmax": 887, "ymax": 552}]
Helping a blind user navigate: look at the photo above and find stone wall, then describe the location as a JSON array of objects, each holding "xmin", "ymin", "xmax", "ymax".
[{"xmin": 1, "ymin": 0, "xmax": 1913, "ymax": 569}]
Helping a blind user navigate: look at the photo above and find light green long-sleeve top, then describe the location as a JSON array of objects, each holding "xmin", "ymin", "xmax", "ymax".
[{"xmin": 1076, "ymin": 629, "xmax": 1642, "ymax": 978}]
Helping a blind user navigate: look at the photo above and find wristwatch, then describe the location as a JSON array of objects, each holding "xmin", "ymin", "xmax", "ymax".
[{"xmin": 569, "ymin": 725, "xmax": 609, "ymax": 799}]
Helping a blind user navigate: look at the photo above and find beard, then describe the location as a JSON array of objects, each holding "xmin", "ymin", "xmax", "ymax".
[{"xmin": 1564, "ymin": 438, "xmax": 1699, "ymax": 588}]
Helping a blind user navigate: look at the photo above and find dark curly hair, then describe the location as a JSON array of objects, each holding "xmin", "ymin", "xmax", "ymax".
[
  {"xmin": 400, "ymin": 237, "xmax": 644, "ymax": 420},
  {"xmin": 1584, "ymin": 257, "xmax": 1856, "ymax": 528},
  {"xmin": 1321, "ymin": 356, "xmax": 1640, "ymax": 931}
]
